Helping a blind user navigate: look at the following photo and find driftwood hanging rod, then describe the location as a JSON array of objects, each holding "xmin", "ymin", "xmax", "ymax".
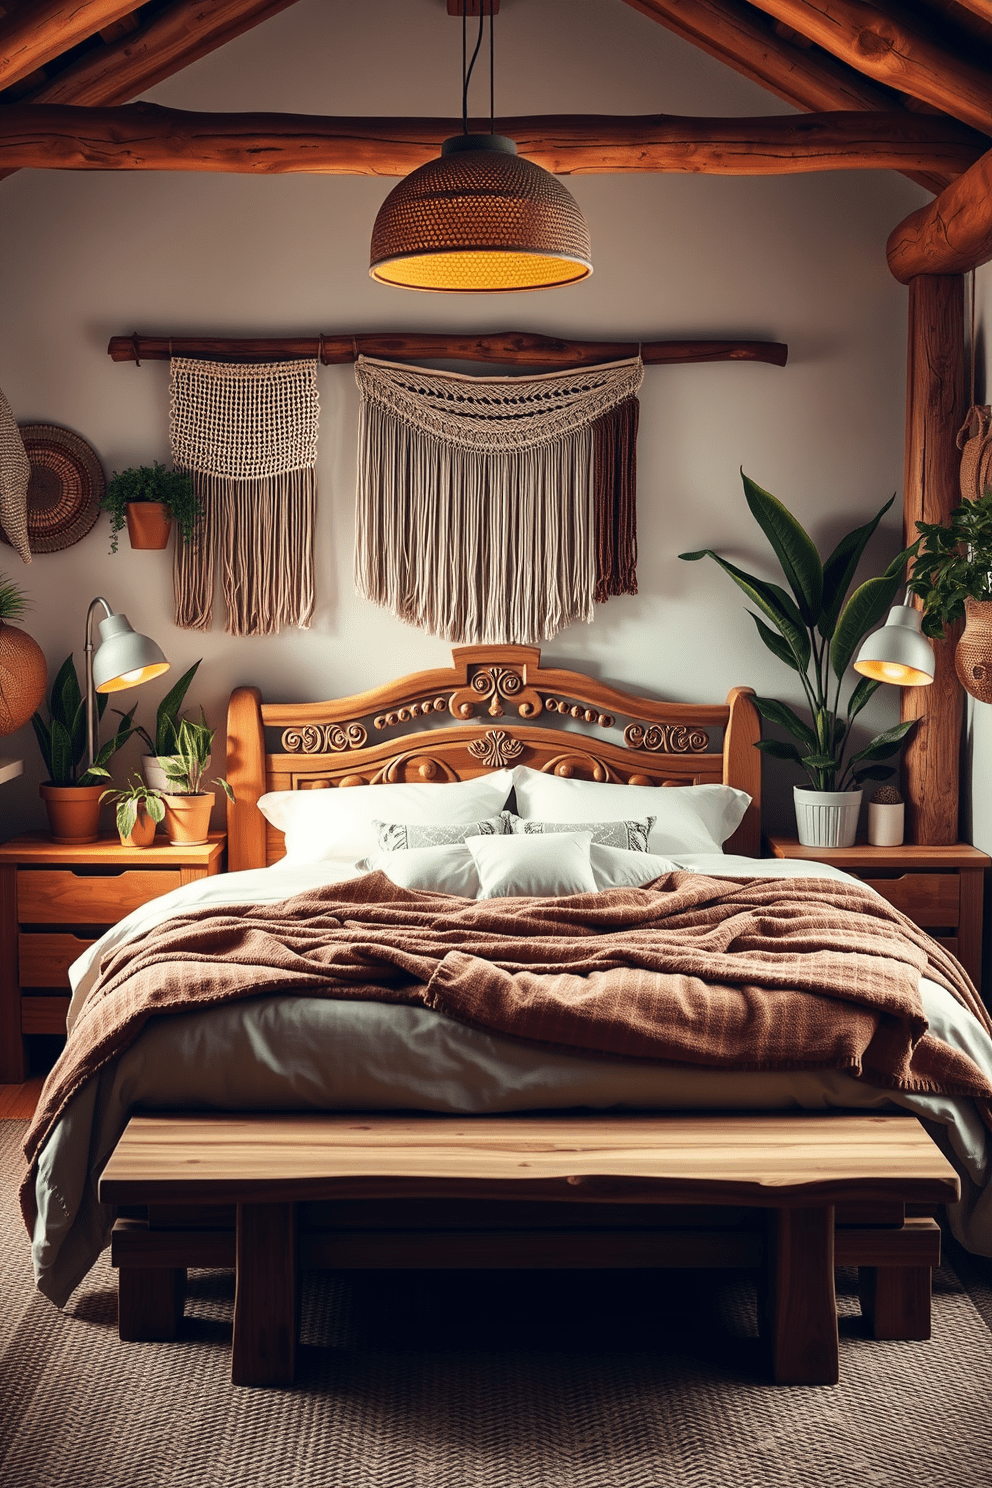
[{"xmin": 108, "ymin": 332, "xmax": 788, "ymax": 369}]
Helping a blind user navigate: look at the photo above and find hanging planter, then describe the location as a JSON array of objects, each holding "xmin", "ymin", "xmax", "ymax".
[
  {"xmin": 99, "ymin": 462, "xmax": 201, "ymax": 555},
  {"xmin": 955, "ymin": 599, "xmax": 992, "ymax": 704},
  {"xmin": 907, "ymin": 490, "xmax": 992, "ymax": 705},
  {"xmin": 125, "ymin": 501, "xmax": 172, "ymax": 550}
]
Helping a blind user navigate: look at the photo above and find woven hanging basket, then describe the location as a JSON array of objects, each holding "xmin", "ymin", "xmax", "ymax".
[{"xmin": 0, "ymin": 621, "xmax": 47, "ymax": 735}]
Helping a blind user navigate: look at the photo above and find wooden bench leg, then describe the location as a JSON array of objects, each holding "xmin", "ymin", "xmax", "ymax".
[
  {"xmin": 858, "ymin": 1266, "xmax": 932, "ymax": 1340},
  {"xmin": 769, "ymin": 1206, "xmax": 838, "ymax": 1385},
  {"xmin": 232, "ymin": 1202, "xmax": 297, "ymax": 1387},
  {"xmin": 118, "ymin": 1266, "xmax": 186, "ymax": 1341}
]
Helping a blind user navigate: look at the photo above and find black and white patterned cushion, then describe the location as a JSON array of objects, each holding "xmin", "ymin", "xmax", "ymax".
[
  {"xmin": 509, "ymin": 814, "xmax": 655, "ymax": 853},
  {"xmin": 374, "ymin": 812, "xmax": 512, "ymax": 852}
]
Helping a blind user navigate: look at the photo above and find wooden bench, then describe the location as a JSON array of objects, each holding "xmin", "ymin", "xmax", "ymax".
[{"xmin": 97, "ymin": 1110, "xmax": 959, "ymax": 1389}]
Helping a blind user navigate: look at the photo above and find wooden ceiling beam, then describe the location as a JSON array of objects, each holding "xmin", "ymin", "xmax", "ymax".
[
  {"xmin": 0, "ymin": 103, "xmax": 981, "ymax": 178},
  {"xmin": 0, "ymin": 2, "xmax": 142, "ymax": 93},
  {"xmin": 887, "ymin": 144, "xmax": 992, "ymax": 280},
  {"xmin": 744, "ymin": 1, "xmax": 992, "ymax": 135},
  {"xmin": 618, "ymin": 0, "xmax": 959, "ymax": 192},
  {"xmin": 18, "ymin": 0, "xmax": 306, "ymax": 107}
]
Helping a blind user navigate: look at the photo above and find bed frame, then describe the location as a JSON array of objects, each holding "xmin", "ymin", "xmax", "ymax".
[{"xmin": 105, "ymin": 646, "xmax": 950, "ymax": 1385}]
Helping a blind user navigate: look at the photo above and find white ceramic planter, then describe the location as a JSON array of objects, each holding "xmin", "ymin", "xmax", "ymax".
[
  {"xmin": 793, "ymin": 787, "xmax": 862, "ymax": 849},
  {"xmin": 141, "ymin": 753, "xmax": 209, "ymax": 793},
  {"xmin": 868, "ymin": 801, "xmax": 904, "ymax": 847}
]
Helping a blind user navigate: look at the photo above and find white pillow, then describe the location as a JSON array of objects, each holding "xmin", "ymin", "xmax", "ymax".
[
  {"xmin": 361, "ymin": 843, "xmax": 481, "ymax": 898},
  {"xmin": 374, "ymin": 812, "xmax": 511, "ymax": 851},
  {"xmin": 590, "ymin": 844, "xmax": 680, "ymax": 889},
  {"xmin": 466, "ymin": 831, "xmax": 598, "ymax": 899},
  {"xmin": 509, "ymin": 813, "xmax": 655, "ymax": 852},
  {"xmin": 258, "ymin": 771, "xmax": 514, "ymax": 867},
  {"xmin": 511, "ymin": 767, "xmax": 750, "ymax": 856}
]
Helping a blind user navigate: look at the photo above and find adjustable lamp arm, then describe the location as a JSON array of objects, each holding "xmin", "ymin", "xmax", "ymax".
[{"xmin": 84, "ymin": 596, "xmax": 113, "ymax": 770}]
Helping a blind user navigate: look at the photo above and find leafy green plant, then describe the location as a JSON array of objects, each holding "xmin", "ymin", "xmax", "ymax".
[
  {"xmin": 680, "ymin": 472, "xmax": 916, "ymax": 793},
  {"xmin": 0, "ymin": 572, "xmax": 29, "ymax": 623},
  {"xmin": 100, "ymin": 775, "xmax": 166, "ymax": 838},
  {"xmin": 906, "ymin": 489, "xmax": 992, "ymax": 637},
  {"xmin": 31, "ymin": 654, "xmax": 138, "ymax": 787},
  {"xmin": 162, "ymin": 715, "xmax": 234, "ymax": 801},
  {"xmin": 133, "ymin": 660, "xmax": 202, "ymax": 757},
  {"xmin": 100, "ymin": 462, "xmax": 202, "ymax": 554}
]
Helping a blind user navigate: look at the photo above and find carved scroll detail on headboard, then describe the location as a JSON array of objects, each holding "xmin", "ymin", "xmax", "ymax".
[
  {"xmin": 541, "ymin": 751, "xmax": 617, "ymax": 782},
  {"xmin": 372, "ymin": 752, "xmax": 461, "ymax": 784},
  {"xmin": 544, "ymin": 697, "xmax": 615, "ymax": 728},
  {"xmin": 282, "ymin": 722, "xmax": 369, "ymax": 753},
  {"xmin": 623, "ymin": 723, "xmax": 709, "ymax": 754},
  {"xmin": 467, "ymin": 729, "xmax": 525, "ymax": 768},
  {"xmin": 450, "ymin": 665, "xmax": 543, "ymax": 720}
]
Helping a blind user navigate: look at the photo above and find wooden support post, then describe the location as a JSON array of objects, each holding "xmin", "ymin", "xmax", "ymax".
[
  {"xmin": 233, "ymin": 1202, "xmax": 297, "ymax": 1388},
  {"xmin": 858, "ymin": 1266, "xmax": 932, "ymax": 1340},
  {"xmin": 768, "ymin": 1206, "xmax": 838, "ymax": 1385},
  {"xmin": 118, "ymin": 1267, "xmax": 186, "ymax": 1341},
  {"xmin": 901, "ymin": 275, "xmax": 967, "ymax": 847},
  {"xmin": 0, "ymin": 865, "xmax": 25, "ymax": 1083}
]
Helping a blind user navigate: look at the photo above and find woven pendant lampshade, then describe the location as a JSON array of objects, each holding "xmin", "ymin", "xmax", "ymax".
[{"xmin": 370, "ymin": 134, "xmax": 592, "ymax": 293}]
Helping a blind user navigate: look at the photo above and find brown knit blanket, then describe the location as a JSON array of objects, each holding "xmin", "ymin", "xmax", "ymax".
[{"xmin": 21, "ymin": 870, "xmax": 992, "ymax": 1228}]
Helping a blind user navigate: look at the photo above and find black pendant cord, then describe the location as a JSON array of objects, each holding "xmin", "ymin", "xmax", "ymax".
[{"xmin": 461, "ymin": 4, "xmax": 486, "ymax": 134}]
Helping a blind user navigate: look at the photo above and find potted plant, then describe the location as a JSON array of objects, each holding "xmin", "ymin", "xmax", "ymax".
[
  {"xmin": 905, "ymin": 489, "xmax": 992, "ymax": 703},
  {"xmin": 0, "ymin": 572, "xmax": 47, "ymax": 736},
  {"xmin": 100, "ymin": 776, "xmax": 166, "ymax": 848},
  {"xmin": 31, "ymin": 655, "xmax": 139, "ymax": 842},
  {"xmin": 680, "ymin": 473, "xmax": 916, "ymax": 849},
  {"xmin": 100, "ymin": 461, "xmax": 202, "ymax": 553},
  {"xmin": 160, "ymin": 715, "xmax": 234, "ymax": 846},
  {"xmin": 133, "ymin": 660, "xmax": 202, "ymax": 789}
]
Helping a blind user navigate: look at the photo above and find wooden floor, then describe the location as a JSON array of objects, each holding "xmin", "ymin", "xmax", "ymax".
[{"xmin": 0, "ymin": 1076, "xmax": 44, "ymax": 1119}]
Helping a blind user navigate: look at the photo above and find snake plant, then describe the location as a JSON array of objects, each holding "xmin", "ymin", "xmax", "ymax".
[{"xmin": 680, "ymin": 473, "xmax": 916, "ymax": 793}]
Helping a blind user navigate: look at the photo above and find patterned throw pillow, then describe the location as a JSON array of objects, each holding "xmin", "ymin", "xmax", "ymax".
[
  {"xmin": 509, "ymin": 814, "xmax": 655, "ymax": 853},
  {"xmin": 374, "ymin": 812, "xmax": 512, "ymax": 852}
]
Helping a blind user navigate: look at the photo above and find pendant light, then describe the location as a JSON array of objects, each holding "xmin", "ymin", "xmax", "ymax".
[
  {"xmin": 853, "ymin": 604, "xmax": 935, "ymax": 687},
  {"xmin": 370, "ymin": 6, "xmax": 592, "ymax": 293}
]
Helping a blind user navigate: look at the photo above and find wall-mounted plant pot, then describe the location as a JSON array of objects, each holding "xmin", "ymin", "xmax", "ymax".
[
  {"xmin": 119, "ymin": 805, "xmax": 158, "ymax": 849},
  {"xmin": 162, "ymin": 791, "xmax": 213, "ymax": 846},
  {"xmin": 39, "ymin": 782, "xmax": 104, "ymax": 844},
  {"xmin": 125, "ymin": 501, "xmax": 172, "ymax": 550},
  {"xmin": 955, "ymin": 598, "xmax": 992, "ymax": 704},
  {"xmin": 794, "ymin": 787, "xmax": 862, "ymax": 849}
]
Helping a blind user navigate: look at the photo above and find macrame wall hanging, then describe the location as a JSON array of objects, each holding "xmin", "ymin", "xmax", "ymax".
[
  {"xmin": 170, "ymin": 357, "xmax": 319, "ymax": 636},
  {"xmin": 354, "ymin": 354, "xmax": 642, "ymax": 645}
]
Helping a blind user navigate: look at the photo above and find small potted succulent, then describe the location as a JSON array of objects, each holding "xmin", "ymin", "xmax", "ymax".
[
  {"xmin": 100, "ymin": 461, "xmax": 202, "ymax": 553},
  {"xmin": 160, "ymin": 715, "xmax": 234, "ymax": 845},
  {"xmin": 31, "ymin": 655, "xmax": 138, "ymax": 842},
  {"xmin": 100, "ymin": 776, "xmax": 166, "ymax": 848},
  {"xmin": 905, "ymin": 489, "xmax": 992, "ymax": 703}
]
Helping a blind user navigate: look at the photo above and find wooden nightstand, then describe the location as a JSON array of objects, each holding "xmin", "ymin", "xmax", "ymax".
[
  {"xmin": 766, "ymin": 838, "xmax": 990, "ymax": 990},
  {"xmin": 0, "ymin": 831, "xmax": 225, "ymax": 1082}
]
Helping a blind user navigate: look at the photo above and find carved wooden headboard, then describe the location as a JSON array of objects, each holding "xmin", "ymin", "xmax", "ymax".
[{"xmin": 225, "ymin": 645, "xmax": 761, "ymax": 870}]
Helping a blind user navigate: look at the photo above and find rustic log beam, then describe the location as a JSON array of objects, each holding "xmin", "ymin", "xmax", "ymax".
[
  {"xmin": 19, "ymin": 0, "xmax": 306, "ymax": 108},
  {"xmin": 0, "ymin": 2, "xmax": 142, "ymax": 94},
  {"xmin": 618, "ymin": 0, "xmax": 961, "ymax": 193},
  {"xmin": 901, "ymin": 275, "xmax": 966, "ymax": 847},
  {"xmin": 0, "ymin": 103, "xmax": 981, "ymax": 177},
  {"xmin": 887, "ymin": 146, "xmax": 992, "ymax": 282},
  {"xmin": 107, "ymin": 332, "xmax": 790, "ymax": 368},
  {"xmin": 745, "ymin": 1, "xmax": 992, "ymax": 136}
]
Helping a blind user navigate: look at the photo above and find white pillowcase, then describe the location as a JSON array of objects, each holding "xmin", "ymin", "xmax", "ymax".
[
  {"xmin": 258, "ymin": 771, "xmax": 514, "ymax": 867},
  {"xmin": 467, "ymin": 831, "xmax": 598, "ymax": 899},
  {"xmin": 511, "ymin": 766, "xmax": 750, "ymax": 856},
  {"xmin": 360, "ymin": 839, "xmax": 681, "ymax": 898},
  {"xmin": 590, "ymin": 844, "xmax": 680, "ymax": 888}
]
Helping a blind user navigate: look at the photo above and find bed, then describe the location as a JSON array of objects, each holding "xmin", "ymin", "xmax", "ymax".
[{"xmin": 22, "ymin": 645, "xmax": 992, "ymax": 1383}]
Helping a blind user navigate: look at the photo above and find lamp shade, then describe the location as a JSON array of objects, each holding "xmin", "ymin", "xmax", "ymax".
[
  {"xmin": 853, "ymin": 605, "xmax": 934, "ymax": 687},
  {"xmin": 92, "ymin": 612, "xmax": 169, "ymax": 693},
  {"xmin": 369, "ymin": 134, "xmax": 592, "ymax": 293}
]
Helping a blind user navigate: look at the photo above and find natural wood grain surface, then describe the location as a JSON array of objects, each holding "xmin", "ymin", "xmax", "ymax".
[
  {"xmin": 0, "ymin": 831, "xmax": 225, "ymax": 866},
  {"xmin": 769, "ymin": 1205, "xmax": 838, "ymax": 1384},
  {"xmin": 20, "ymin": 995, "xmax": 70, "ymax": 1035},
  {"xmin": 888, "ymin": 146, "xmax": 992, "ymax": 281},
  {"xmin": 0, "ymin": 1073, "xmax": 44, "ymax": 1119},
  {"xmin": 0, "ymin": 2, "xmax": 139, "ymax": 94},
  {"xmin": 19, "ymin": 934, "xmax": 96, "ymax": 988},
  {"xmin": 0, "ymin": 865, "xmax": 22, "ymax": 1083},
  {"xmin": 766, "ymin": 838, "xmax": 991, "ymax": 869},
  {"xmin": 17, "ymin": 869, "xmax": 181, "ymax": 923},
  {"xmin": 98, "ymin": 1113, "xmax": 960, "ymax": 1209},
  {"xmin": 233, "ymin": 1202, "xmax": 296, "ymax": 1387}
]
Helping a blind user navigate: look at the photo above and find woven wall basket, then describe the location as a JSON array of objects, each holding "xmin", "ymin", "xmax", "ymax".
[
  {"xmin": 955, "ymin": 599, "xmax": 992, "ymax": 704},
  {"xmin": 0, "ymin": 424, "xmax": 104, "ymax": 555},
  {"xmin": 0, "ymin": 621, "xmax": 47, "ymax": 734}
]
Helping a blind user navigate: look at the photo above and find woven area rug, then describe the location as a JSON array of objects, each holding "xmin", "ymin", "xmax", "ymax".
[{"xmin": 3, "ymin": 1119, "xmax": 992, "ymax": 1488}]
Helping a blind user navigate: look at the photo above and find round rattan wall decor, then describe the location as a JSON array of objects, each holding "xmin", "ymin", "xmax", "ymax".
[{"xmin": 0, "ymin": 424, "xmax": 104, "ymax": 554}]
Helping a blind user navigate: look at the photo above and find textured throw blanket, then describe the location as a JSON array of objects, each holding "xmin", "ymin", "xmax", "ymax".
[{"xmin": 21, "ymin": 871, "xmax": 992, "ymax": 1228}]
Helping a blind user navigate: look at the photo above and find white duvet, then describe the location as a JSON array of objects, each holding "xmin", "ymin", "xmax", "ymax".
[{"xmin": 29, "ymin": 855, "xmax": 992, "ymax": 1306}]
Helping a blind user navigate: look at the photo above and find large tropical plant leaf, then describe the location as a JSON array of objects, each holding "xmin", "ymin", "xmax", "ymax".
[
  {"xmin": 30, "ymin": 713, "xmax": 53, "ymax": 779},
  {"xmin": 49, "ymin": 718, "xmax": 74, "ymax": 786},
  {"xmin": 751, "ymin": 695, "xmax": 817, "ymax": 750},
  {"xmin": 846, "ymin": 719, "xmax": 916, "ymax": 766},
  {"xmin": 742, "ymin": 472, "xmax": 823, "ymax": 624},
  {"xmin": 154, "ymin": 660, "xmax": 201, "ymax": 755},
  {"xmin": 853, "ymin": 764, "xmax": 896, "ymax": 784},
  {"xmin": 830, "ymin": 569, "xmax": 903, "ymax": 679},
  {"xmin": 845, "ymin": 674, "xmax": 881, "ymax": 723},
  {"xmin": 818, "ymin": 496, "xmax": 894, "ymax": 640},
  {"xmin": 747, "ymin": 612, "xmax": 801, "ymax": 673},
  {"xmin": 679, "ymin": 550, "xmax": 811, "ymax": 670},
  {"xmin": 755, "ymin": 739, "xmax": 804, "ymax": 764},
  {"xmin": 51, "ymin": 655, "xmax": 80, "ymax": 732}
]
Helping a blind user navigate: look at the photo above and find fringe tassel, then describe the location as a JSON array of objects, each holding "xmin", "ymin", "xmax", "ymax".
[{"xmin": 593, "ymin": 397, "xmax": 639, "ymax": 602}]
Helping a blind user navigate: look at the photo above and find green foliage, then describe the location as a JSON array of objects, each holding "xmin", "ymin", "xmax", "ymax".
[
  {"xmin": 162, "ymin": 715, "xmax": 234, "ymax": 801},
  {"xmin": 31, "ymin": 653, "xmax": 138, "ymax": 787},
  {"xmin": 905, "ymin": 490, "xmax": 992, "ymax": 638},
  {"xmin": 679, "ymin": 473, "xmax": 916, "ymax": 792},
  {"xmin": 100, "ymin": 462, "xmax": 202, "ymax": 554},
  {"xmin": 133, "ymin": 660, "xmax": 202, "ymax": 756},
  {"xmin": 0, "ymin": 572, "xmax": 29, "ymax": 623},
  {"xmin": 100, "ymin": 775, "xmax": 166, "ymax": 839}
]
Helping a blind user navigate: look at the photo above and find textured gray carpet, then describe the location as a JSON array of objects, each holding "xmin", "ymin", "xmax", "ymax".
[{"xmin": 4, "ymin": 1118, "xmax": 992, "ymax": 1488}]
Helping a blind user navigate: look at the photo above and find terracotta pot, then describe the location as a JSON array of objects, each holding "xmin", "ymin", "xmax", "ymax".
[
  {"xmin": 162, "ymin": 792, "xmax": 213, "ymax": 846},
  {"xmin": 0, "ymin": 622, "xmax": 47, "ymax": 735},
  {"xmin": 120, "ymin": 805, "xmax": 157, "ymax": 849},
  {"xmin": 125, "ymin": 501, "xmax": 172, "ymax": 550},
  {"xmin": 955, "ymin": 598, "xmax": 992, "ymax": 704},
  {"xmin": 39, "ymin": 783, "xmax": 105, "ymax": 844}
]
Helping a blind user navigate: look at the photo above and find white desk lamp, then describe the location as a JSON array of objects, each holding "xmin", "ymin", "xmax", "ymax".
[{"xmin": 85, "ymin": 597, "xmax": 170, "ymax": 769}]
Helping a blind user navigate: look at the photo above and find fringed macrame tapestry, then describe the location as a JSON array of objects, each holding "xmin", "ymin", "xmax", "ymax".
[
  {"xmin": 170, "ymin": 357, "xmax": 319, "ymax": 636},
  {"xmin": 355, "ymin": 354, "xmax": 642, "ymax": 645}
]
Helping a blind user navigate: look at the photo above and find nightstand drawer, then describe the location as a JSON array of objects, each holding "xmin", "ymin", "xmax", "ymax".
[
  {"xmin": 861, "ymin": 874, "xmax": 959, "ymax": 927},
  {"xmin": 19, "ymin": 933, "xmax": 97, "ymax": 987},
  {"xmin": 17, "ymin": 869, "xmax": 182, "ymax": 923}
]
